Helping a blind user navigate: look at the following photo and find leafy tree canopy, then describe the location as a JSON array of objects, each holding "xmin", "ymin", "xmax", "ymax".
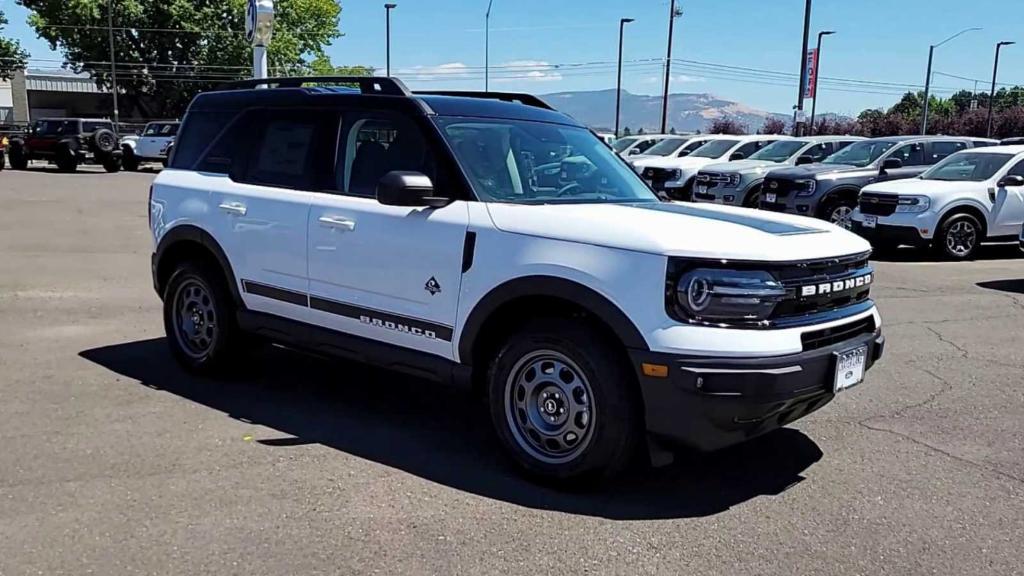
[
  {"xmin": 0, "ymin": 9, "xmax": 29, "ymax": 80},
  {"xmin": 17, "ymin": 0, "xmax": 357, "ymax": 117}
]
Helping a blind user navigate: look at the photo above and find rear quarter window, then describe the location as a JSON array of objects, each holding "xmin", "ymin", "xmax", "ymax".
[{"xmin": 171, "ymin": 111, "xmax": 238, "ymax": 170}]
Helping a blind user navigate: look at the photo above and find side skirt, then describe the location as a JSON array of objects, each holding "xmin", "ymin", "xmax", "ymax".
[{"xmin": 236, "ymin": 310, "xmax": 473, "ymax": 390}]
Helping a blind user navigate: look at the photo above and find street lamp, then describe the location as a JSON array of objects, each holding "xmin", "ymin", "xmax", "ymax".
[
  {"xmin": 107, "ymin": 0, "xmax": 119, "ymax": 132},
  {"xmin": 987, "ymin": 41, "xmax": 1015, "ymax": 138},
  {"xmin": 921, "ymin": 27, "xmax": 981, "ymax": 134},
  {"xmin": 660, "ymin": 0, "xmax": 682, "ymax": 134},
  {"xmin": 793, "ymin": 0, "xmax": 812, "ymax": 136},
  {"xmin": 485, "ymin": 0, "xmax": 495, "ymax": 91},
  {"xmin": 615, "ymin": 18, "xmax": 635, "ymax": 138},
  {"xmin": 385, "ymin": 3, "xmax": 397, "ymax": 77},
  {"xmin": 808, "ymin": 30, "xmax": 835, "ymax": 135}
]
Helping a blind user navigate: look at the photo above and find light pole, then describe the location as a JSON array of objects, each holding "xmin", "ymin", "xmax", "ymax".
[
  {"xmin": 615, "ymin": 18, "xmax": 634, "ymax": 138},
  {"xmin": 385, "ymin": 3, "xmax": 397, "ymax": 77},
  {"xmin": 107, "ymin": 0, "xmax": 119, "ymax": 132},
  {"xmin": 485, "ymin": 0, "xmax": 494, "ymax": 91},
  {"xmin": 807, "ymin": 30, "xmax": 834, "ymax": 135},
  {"xmin": 793, "ymin": 0, "xmax": 812, "ymax": 136},
  {"xmin": 921, "ymin": 27, "xmax": 981, "ymax": 134},
  {"xmin": 987, "ymin": 41, "xmax": 1015, "ymax": 138},
  {"xmin": 660, "ymin": 0, "xmax": 682, "ymax": 134}
]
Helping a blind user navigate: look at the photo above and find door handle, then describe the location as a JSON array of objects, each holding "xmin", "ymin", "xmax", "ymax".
[
  {"xmin": 218, "ymin": 202, "xmax": 247, "ymax": 216},
  {"xmin": 318, "ymin": 215, "xmax": 356, "ymax": 231}
]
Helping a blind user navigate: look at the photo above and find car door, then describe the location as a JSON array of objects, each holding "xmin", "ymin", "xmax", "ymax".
[
  {"xmin": 878, "ymin": 141, "xmax": 927, "ymax": 181},
  {"xmin": 205, "ymin": 108, "xmax": 333, "ymax": 320},
  {"xmin": 306, "ymin": 109, "xmax": 469, "ymax": 360},
  {"xmin": 991, "ymin": 157, "xmax": 1024, "ymax": 237}
]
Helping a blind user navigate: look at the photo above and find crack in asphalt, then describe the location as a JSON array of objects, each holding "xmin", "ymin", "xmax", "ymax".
[{"xmin": 925, "ymin": 325, "xmax": 970, "ymax": 359}]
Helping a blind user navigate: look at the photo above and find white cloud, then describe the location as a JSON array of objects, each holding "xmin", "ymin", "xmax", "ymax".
[
  {"xmin": 641, "ymin": 74, "xmax": 706, "ymax": 84},
  {"xmin": 493, "ymin": 60, "xmax": 563, "ymax": 83},
  {"xmin": 396, "ymin": 62, "xmax": 471, "ymax": 80}
]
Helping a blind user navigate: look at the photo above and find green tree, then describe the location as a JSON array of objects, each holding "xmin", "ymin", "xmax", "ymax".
[
  {"xmin": 0, "ymin": 9, "xmax": 29, "ymax": 80},
  {"xmin": 668, "ymin": 126, "xmax": 677, "ymax": 135},
  {"xmin": 637, "ymin": 127, "xmax": 646, "ymax": 135},
  {"xmin": 18, "ymin": 0, "xmax": 357, "ymax": 117},
  {"xmin": 622, "ymin": 126, "xmax": 632, "ymax": 136}
]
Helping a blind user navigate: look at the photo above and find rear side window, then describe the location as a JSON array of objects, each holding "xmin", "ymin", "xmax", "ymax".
[
  {"xmin": 82, "ymin": 121, "xmax": 112, "ymax": 133},
  {"xmin": 930, "ymin": 141, "xmax": 967, "ymax": 163},
  {"xmin": 804, "ymin": 142, "xmax": 832, "ymax": 162},
  {"xmin": 171, "ymin": 110, "xmax": 238, "ymax": 170},
  {"xmin": 972, "ymin": 140, "xmax": 996, "ymax": 148},
  {"xmin": 246, "ymin": 117, "xmax": 319, "ymax": 188}
]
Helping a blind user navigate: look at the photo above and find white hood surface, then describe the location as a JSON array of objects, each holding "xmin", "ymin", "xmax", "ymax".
[
  {"xmin": 635, "ymin": 155, "xmax": 720, "ymax": 171},
  {"xmin": 485, "ymin": 201, "xmax": 871, "ymax": 262},
  {"xmin": 861, "ymin": 177, "xmax": 974, "ymax": 197},
  {"xmin": 702, "ymin": 159, "xmax": 778, "ymax": 173}
]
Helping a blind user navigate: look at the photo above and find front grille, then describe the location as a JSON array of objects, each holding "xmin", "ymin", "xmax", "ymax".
[
  {"xmin": 642, "ymin": 167, "xmax": 677, "ymax": 183},
  {"xmin": 801, "ymin": 315, "xmax": 877, "ymax": 351},
  {"xmin": 859, "ymin": 192, "xmax": 898, "ymax": 216},
  {"xmin": 763, "ymin": 177, "xmax": 813, "ymax": 198},
  {"xmin": 695, "ymin": 171, "xmax": 731, "ymax": 191},
  {"xmin": 772, "ymin": 255, "xmax": 873, "ymax": 320}
]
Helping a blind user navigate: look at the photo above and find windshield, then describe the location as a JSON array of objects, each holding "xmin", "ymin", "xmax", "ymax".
[
  {"xmin": 436, "ymin": 117, "xmax": 658, "ymax": 205},
  {"xmin": 611, "ymin": 137, "xmax": 638, "ymax": 152},
  {"xmin": 921, "ymin": 152, "xmax": 1014, "ymax": 182},
  {"xmin": 689, "ymin": 139, "xmax": 740, "ymax": 159},
  {"xmin": 749, "ymin": 139, "xmax": 810, "ymax": 162},
  {"xmin": 644, "ymin": 137, "xmax": 687, "ymax": 156},
  {"xmin": 823, "ymin": 140, "xmax": 895, "ymax": 167},
  {"xmin": 144, "ymin": 122, "xmax": 180, "ymax": 136}
]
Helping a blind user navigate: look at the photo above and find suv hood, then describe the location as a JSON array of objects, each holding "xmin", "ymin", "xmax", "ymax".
[
  {"xmin": 636, "ymin": 155, "xmax": 718, "ymax": 170},
  {"xmin": 701, "ymin": 159, "xmax": 778, "ymax": 174},
  {"xmin": 862, "ymin": 177, "xmax": 972, "ymax": 197},
  {"xmin": 769, "ymin": 163, "xmax": 870, "ymax": 180},
  {"xmin": 485, "ymin": 201, "xmax": 870, "ymax": 261}
]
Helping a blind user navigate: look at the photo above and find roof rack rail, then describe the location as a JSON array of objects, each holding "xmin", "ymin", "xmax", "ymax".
[
  {"xmin": 217, "ymin": 76, "xmax": 411, "ymax": 96},
  {"xmin": 414, "ymin": 90, "xmax": 554, "ymax": 110}
]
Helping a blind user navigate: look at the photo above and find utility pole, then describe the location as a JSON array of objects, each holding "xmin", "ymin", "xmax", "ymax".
[
  {"xmin": 987, "ymin": 41, "xmax": 1015, "ymax": 138},
  {"xmin": 385, "ymin": 4, "xmax": 397, "ymax": 77},
  {"xmin": 808, "ymin": 30, "xmax": 834, "ymax": 136},
  {"xmin": 793, "ymin": 0, "xmax": 812, "ymax": 136},
  {"xmin": 921, "ymin": 27, "xmax": 981, "ymax": 134},
  {"xmin": 660, "ymin": 0, "xmax": 681, "ymax": 134},
  {"xmin": 107, "ymin": 0, "xmax": 119, "ymax": 132},
  {"xmin": 615, "ymin": 18, "xmax": 634, "ymax": 138},
  {"xmin": 485, "ymin": 0, "xmax": 494, "ymax": 91}
]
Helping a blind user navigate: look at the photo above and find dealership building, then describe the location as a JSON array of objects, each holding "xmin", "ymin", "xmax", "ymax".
[{"xmin": 0, "ymin": 68, "xmax": 121, "ymax": 124}]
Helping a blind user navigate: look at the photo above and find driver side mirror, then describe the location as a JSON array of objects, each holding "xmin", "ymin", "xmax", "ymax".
[
  {"xmin": 377, "ymin": 171, "xmax": 450, "ymax": 208},
  {"xmin": 729, "ymin": 152, "xmax": 746, "ymax": 161},
  {"xmin": 795, "ymin": 154, "xmax": 814, "ymax": 166},
  {"xmin": 998, "ymin": 175, "xmax": 1024, "ymax": 187},
  {"xmin": 881, "ymin": 158, "xmax": 903, "ymax": 172}
]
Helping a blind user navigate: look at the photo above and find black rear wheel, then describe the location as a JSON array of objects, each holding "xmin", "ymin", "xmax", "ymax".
[
  {"xmin": 121, "ymin": 146, "xmax": 139, "ymax": 171},
  {"xmin": 162, "ymin": 261, "xmax": 244, "ymax": 374},
  {"xmin": 9, "ymin": 146, "xmax": 28, "ymax": 170},
  {"xmin": 487, "ymin": 318, "xmax": 641, "ymax": 485},
  {"xmin": 55, "ymin": 147, "xmax": 78, "ymax": 172},
  {"xmin": 101, "ymin": 155, "xmax": 122, "ymax": 173}
]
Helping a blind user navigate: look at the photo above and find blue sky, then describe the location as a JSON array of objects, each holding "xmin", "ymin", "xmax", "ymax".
[{"xmin": 3, "ymin": 0, "xmax": 1023, "ymax": 115}]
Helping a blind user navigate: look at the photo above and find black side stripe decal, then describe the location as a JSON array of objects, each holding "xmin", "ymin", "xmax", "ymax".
[
  {"xmin": 310, "ymin": 296, "xmax": 454, "ymax": 342},
  {"xmin": 240, "ymin": 278, "xmax": 453, "ymax": 342},
  {"xmin": 242, "ymin": 280, "xmax": 309, "ymax": 306}
]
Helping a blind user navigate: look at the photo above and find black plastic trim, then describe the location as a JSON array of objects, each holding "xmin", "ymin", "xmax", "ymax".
[
  {"xmin": 458, "ymin": 276, "xmax": 649, "ymax": 361},
  {"xmin": 242, "ymin": 280, "xmax": 309, "ymax": 306},
  {"xmin": 461, "ymin": 231, "xmax": 477, "ymax": 273},
  {"xmin": 153, "ymin": 225, "xmax": 242, "ymax": 304},
  {"xmin": 309, "ymin": 295, "xmax": 454, "ymax": 342}
]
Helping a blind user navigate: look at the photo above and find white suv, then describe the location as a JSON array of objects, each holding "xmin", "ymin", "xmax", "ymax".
[
  {"xmin": 150, "ymin": 77, "xmax": 884, "ymax": 483},
  {"xmin": 122, "ymin": 121, "xmax": 179, "ymax": 170},
  {"xmin": 853, "ymin": 145, "xmax": 1024, "ymax": 259},
  {"xmin": 636, "ymin": 134, "xmax": 791, "ymax": 201}
]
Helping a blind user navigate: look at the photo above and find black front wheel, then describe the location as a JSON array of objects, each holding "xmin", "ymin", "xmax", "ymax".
[
  {"xmin": 122, "ymin": 146, "xmax": 139, "ymax": 171},
  {"xmin": 102, "ymin": 155, "xmax": 122, "ymax": 173},
  {"xmin": 0, "ymin": 149, "xmax": 5, "ymax": 171},
  {"xmin": 487, "ymin": 318, "xmax": 641, "ymax": 485},
  {"xmin": 162, "ymin": 261, "xmax": 243, "ymax": 374},
  {"xmin": 934, "ymin": 213, "xmax": 982, "ymax": 260},
  {"xmin": 9, "ymin": 147, "xmax": 28, "ymax": 170},
  {"xmin": 55, "ymin": 148, "xmax": 78, "ymax": 172}
]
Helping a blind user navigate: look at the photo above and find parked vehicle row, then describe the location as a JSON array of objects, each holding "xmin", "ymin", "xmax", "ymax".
[{"xmin": 0, "ymin": 119, "xmax": 178, "ymax": 173}]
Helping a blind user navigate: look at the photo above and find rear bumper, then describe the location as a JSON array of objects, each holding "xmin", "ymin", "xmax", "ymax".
[
  {"xmin": 851, "ymin": 221, "xmax": 928, "ymax": 246},
  {"xmin": 630, "ymin": 328, "xmax": 884, "ymax": 452}
]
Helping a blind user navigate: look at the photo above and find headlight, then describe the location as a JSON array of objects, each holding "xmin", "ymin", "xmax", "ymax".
[
  {"xmin": 671, "ymin": 169, "xmax": 683, "ymax": 180},
  {"xmin": 895, "ymin": 195, "xmax": 930, "ymax": 213},
  {"xmin": 675, "ymin": 268, "xmax": 786, "ymax": 323},
  {"xmin": 723, "ymin": 173, "xmax": 742, "ymax": 188},
  {"xmin": 795, "ymin": 179, "xmax": 817, "ymax": 196}
]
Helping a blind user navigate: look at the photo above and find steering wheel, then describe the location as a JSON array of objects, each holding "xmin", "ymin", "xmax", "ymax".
[{"xmin": 556, "ymin": 182, "xmax": 583, "ymax": 197}]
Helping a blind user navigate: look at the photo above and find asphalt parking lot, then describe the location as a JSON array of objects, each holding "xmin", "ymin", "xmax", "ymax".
[{"xmin": 1, "ymin": 166, "xmax": 1022, "ymax": 575}]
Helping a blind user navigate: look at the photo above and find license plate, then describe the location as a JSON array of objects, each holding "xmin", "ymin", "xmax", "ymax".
[
  {"xmin": 765, "ymin": 192, "xmax": 776, "ymax": 203},
  {"xmin": 696, "ymin": 184, "xmax": 708, "ymax": 194},
  {"xmin": 834, "ymin": 346, "xmax": 867, "ymax": 392},
  {"xmin": 863, "ymin": 215, "xmax": 877, "ymax": 228}
]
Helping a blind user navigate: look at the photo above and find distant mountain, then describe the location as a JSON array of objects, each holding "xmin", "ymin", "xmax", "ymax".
[{"xmin": 540, "ymin": 88, "xmax": 789, "ymax": 133}]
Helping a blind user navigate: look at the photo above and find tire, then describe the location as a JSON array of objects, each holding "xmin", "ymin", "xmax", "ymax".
[
  {"xmin": 162, "ymin": 261, "xmax": 243, "ymax": 374},
  {"xmin": 487, "ymin": 318, "xmax": 641, "ymax": 485},
  {"xmin": 743, "ymin": 184, "xmax": 762, "ymax": 208},
  {"xmin": 91, "ymin": 128, "xmax": 118, "ymax": 153},
  {"xmin": 55, "ymin": 147, "xmax": 78, "ymax": 172},
  {"xmin": 934, "ymin": 212, "xmax": 982, "ymax": 261},
  {"xmin": 822, "ymin": 197, "xmax": 857, "ymax": 230},
  {"xmin": 9, "ymin": 146, "xmax": 28, "ymax": 170},
  {"xmin": 121, "ymin": 146, "xmax": 139, "ymax": 171},
  {"xmin": 101, "ymin": 155, "xmax": 122, "ymax": 173},
  {"xmin": 0, "ymin": 149, "xmax": 5, "ymax": 171}
]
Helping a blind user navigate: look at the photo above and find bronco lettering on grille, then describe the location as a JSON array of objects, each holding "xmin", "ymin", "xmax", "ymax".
[{"xmin": 799, "ymin": 273, "xmax": 872, "ymax": 297}]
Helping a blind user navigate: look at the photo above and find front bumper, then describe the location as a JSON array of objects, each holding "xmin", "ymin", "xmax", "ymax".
[
  {"xmin": 851, "ymin": 221, "xmax": 928, "ymax": 247},
  {"xmin": 630, "ymin": 328, "xmax": 884, "ymax": 452}
]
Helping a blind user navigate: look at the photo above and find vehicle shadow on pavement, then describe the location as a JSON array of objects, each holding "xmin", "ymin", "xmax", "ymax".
[
  {"xmin": 79, "ymin": 338, "xmax": 824, "ymax": 520},
  {"xmin": 871, "ymin": 243, "xmax": 1024, "ymax": 263},
  {"xmin": 977, "ymin": 278, "xmax": 1024, "ymax": 294}
]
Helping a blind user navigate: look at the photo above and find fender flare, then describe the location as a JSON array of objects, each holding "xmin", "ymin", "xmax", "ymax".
[
  {"xmin": 936, "ymin": 201, "xmax": 991, "ymax": 236},
  {"xmin": 818, "ymin": 184, "xmax": 862, "ymax": 216},
  {"xmin": 154, "ymin": 225, "xmax": 242, "ymax": 304},
  {"xmin": 457, "ymin": 275, "xmax": 649, "ymax": 361}
]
